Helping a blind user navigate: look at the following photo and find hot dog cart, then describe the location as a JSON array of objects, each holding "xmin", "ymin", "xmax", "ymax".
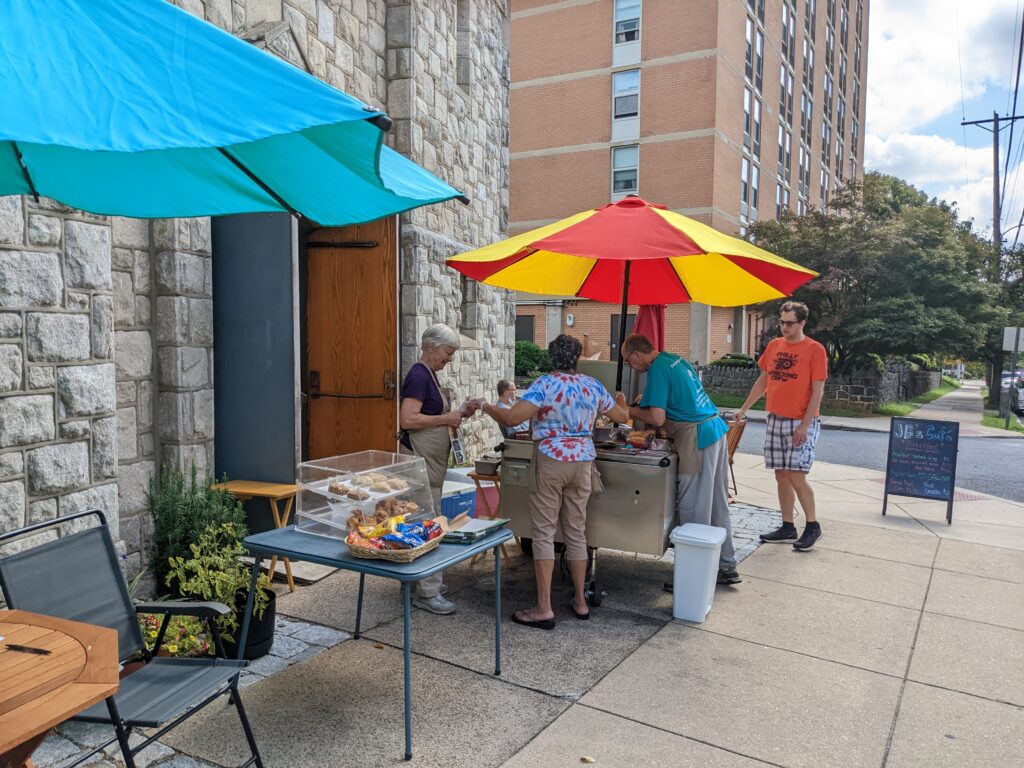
[{"xmin": 499, "ymin": 436, "xmax": 678, "ymax": 605}]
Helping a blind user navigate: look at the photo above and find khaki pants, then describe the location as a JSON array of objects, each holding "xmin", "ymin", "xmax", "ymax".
[{"xmin": 529, "ymin": 452, "xmax": 592, "ymax": 561}]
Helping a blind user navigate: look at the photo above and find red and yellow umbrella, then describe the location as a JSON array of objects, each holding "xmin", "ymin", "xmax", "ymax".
[{"xmin": 446, "ymin": 196, "xmax": 816, "ymax": 307}]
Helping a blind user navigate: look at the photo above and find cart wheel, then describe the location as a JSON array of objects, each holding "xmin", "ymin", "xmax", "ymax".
[
  {"xmin": 587, "ymin": 579, "xmax": 602, "ymax": 607},
  {"xmin": 519, "ymin": 538, "xmax": 533, "ymax": 558}
]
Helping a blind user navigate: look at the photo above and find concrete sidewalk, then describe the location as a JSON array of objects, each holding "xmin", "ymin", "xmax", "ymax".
[
  {"xmin": 138, "ymin": 452, "xmax": 1024, "ymax": 768},
  {"xmin": 741, "ymin": 379, "xmax": 1022, "ymax": 438}
]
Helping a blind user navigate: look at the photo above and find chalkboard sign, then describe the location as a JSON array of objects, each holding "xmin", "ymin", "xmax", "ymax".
[{"xmin": 882, "ymin": 417, "xmax": 959, "ymax": 524}]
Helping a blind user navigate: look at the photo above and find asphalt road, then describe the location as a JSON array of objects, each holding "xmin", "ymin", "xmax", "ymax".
[{"xmin": 738, "ymin": 422, "xmax": 1024, "ymax": 502}]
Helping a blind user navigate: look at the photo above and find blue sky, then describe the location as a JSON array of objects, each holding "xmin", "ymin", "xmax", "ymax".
[{"xmin": 866, "ymin": 0, "xmax": 1024, "ymax": 244}]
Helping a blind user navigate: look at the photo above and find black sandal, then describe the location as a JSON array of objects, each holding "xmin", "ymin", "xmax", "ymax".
[
  {"xmin": 511, "ymin": 611, "xmax": 555, "ymax": 630},
  {"xmin": 569, "ymin": 598, "xmax": 590, "ymax": 620}
]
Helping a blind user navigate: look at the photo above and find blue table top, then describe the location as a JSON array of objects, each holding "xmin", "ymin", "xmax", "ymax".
[{"xmin": 243, "ymin": 525, "xmax": 514, "ymax": 581}]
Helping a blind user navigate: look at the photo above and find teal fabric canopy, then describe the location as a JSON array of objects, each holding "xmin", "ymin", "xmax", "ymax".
[{"xmin": 0, "ymin": 0, "xmax": 464, "ymax": 224}]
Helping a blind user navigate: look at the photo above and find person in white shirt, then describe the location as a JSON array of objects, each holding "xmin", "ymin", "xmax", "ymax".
[{"xmin": 496, "ymin": 379, "xmax": 531, "ymax": 435}]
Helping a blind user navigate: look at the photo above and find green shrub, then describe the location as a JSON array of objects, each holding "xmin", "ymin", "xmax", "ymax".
[
  {"xmin": 165, "ymin": 522, "xmax": 273, "ymax": 638},
  {"xmin": 148, "ymin": 465, "xmax": 245, "ymax": 588},
  {"xmin": 845, "ymin": 352, "xmax": 887, "ymax": 375},
  {"xmin": 708, "ymin": 354, "xmax": 756, "ymax": 368},
  {"xmin": 963, "ymin": 361, "xmax": 986, "ymax": 379},
  {"xmin": 909, "ymin": 353, "xmax": 937, "ymax": 371},
  {"xmin": 515, "ymin": 340, "xmax": 552, "ymax": 376}
]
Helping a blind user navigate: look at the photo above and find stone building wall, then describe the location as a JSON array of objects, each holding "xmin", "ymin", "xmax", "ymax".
[{"xmin": 0, "ymin": 0, "xmax": 513, "ymax": 577}]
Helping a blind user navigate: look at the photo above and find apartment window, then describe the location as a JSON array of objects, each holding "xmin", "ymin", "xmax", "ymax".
[
  {"xmin": 840, "ymin": 5, "xmax": 848, "ymax": 46},
  {"xmin": 741, "ymin": 157, "xmax": 750, "ymax": 220},
  {"xmin": 781, "ymin": 4, "xmax": 796, "ymax": 66},
  {"xmin": 612, "ymin": 145, "xmax": 639, "ymax": 194},
  {"xmin": 614, "ymin": 0, "xmax": 641, "ymax": 44},
  {"xmin": 837, "ymin": 95, "xmax": 846, "ymax": 137},
  {"xmin": 839, "ymin": 51, "xmax": 847, "ymax": 91},
  {"xmin": 613, "ymin": 70, "xmax": 640, "ymax": 118},
  {"xmin": 852, "ymin": 78, "xmax": 860, "ymax": 118},
  {"xmin": 802, "ymin": 38, "xmax": 815, "ymax": 92},
  {"xmin": 798, "ymin": 144, "xmax": 812, "ymax": 198},
  {"xmin": 750, "ymin": 162, "xmax": 760, "ymax": 218},
  {"xmin": 779, "ymin": 64, "xmax": 794, "ymax": 125},
  {"xmin": 827, "ymin": 0, "xmax": 836, "ymax": 24},
  {"xmin": 797, "ymin": 198, "xmax": 807, "ymax": 216},
  {"xmin": 747, "ymin": 0, "xmax": 765, "ymax": 23},
  {"xmin": 835, "ymin": 136, "xmax": 844, "ymax": 181},
  {"xmin": 820, "ymin": 168, "xmax": 830, "ymax": 205},
  {"xmin": 754, "ymin": 28, "xmax": 764, "ymax": 91},
  {"xmin": 745, "ymin": 17, "xmax": 754, "ymax": 81},
  {"xmin": 825, "ymin": 25, "xmax": 835, "ymax": 72},
  {"xmin": 821, "ymin": 120, "xmax": 832, "ymax": 167},
  {"xmin": 752, "ymin": 96, "xmax": 762, "ymax": 157},
  {"xmin": 800, "ymin": 88, "xmax": 813, "ymax": 143},
  {"xmin": 823, "ymin": 72, "xmax": 833, "ymax": 120},
  {"xmin": 777, "ymin": 123, "xmax": 792, "ymax": 180},
  {"xmin": 856, "ymin": 0, "xmax": 863, "ymax": 33},
  {"xmin": 776, "ymin": 182, "xmax": 791, "ymax": 216},
  {"xmin": 855, "ymin": 40, "xmax": 861, "ymax": 75},
  {"xmin": 744, "ymin": 87, "xmax": 753, "ymax": 147},
  {"xmin": 851, "ymin": 117, "xmax": 859, "ymax": 150},
  {"xmin": 805, "ymin": 0, "xmax": 817, "ymax": 40}
]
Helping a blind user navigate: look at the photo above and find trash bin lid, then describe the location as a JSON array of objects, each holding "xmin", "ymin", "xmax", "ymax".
[{"xmin": 670, "ymin": 523, "xmax": 727, "ymax": 548}]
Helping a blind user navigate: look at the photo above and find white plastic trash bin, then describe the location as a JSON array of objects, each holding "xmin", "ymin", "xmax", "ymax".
[{"xmin": 669, "ymin": 523, "xmax": 727, "ymax": 622}]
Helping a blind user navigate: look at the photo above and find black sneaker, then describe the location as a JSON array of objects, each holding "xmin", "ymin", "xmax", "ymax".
[
  {"xmin": 793, "ymin": 525, "xmax": 822, "ymax": 551},
  {"xmin": 717, "ymin": 567, "xmax": 742, "ymax": 585},
  {"xmin": 759, "ymin": 524, "xmax": 798, "ymax": 543}
]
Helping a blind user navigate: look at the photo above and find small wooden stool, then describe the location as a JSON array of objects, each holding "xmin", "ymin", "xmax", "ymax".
[
  {"xmin": 213, "ymin": 480, "xmax": 298, "ymax": 592},
  {"xmin": 467, "ymin": 472, "xmax": 513, "ymax": 567}
]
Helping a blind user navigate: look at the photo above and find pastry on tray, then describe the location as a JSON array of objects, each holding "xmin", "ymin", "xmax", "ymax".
[
  {"xmin": 346, "ymin": 488, "xmax": 371, "ymax": 501},
  {"xmin": 370, "ymin": 481, "xmax": 392, "ymax": 493},
  {"xmin": 349, "ymin": 474, "xmax": 372, "ymax": 487},
  {"xmin": 327, "ymin": 479, "xmax": 349, "ymax": 495},
  {"xmin": 387, "ymin": 477, "xmax": 409, "ymax": 491}
]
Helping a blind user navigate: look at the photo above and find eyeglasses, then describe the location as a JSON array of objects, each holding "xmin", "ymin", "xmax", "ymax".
[
  {"xmin": 779, "ymin": 319, "xmax": 802, "ymax": 327},
  {"xmin": 624, "ymin": 349, "xmax": 637, "ymax": 367}
]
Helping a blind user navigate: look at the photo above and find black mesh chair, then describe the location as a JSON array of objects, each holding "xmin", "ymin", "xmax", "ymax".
[{"xmin": 0, "ymin": 509, "xmax": 263, "ymax": 768}]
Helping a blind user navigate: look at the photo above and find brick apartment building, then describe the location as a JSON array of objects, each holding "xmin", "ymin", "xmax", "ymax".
[{"xmin": 510, "ymin": 0, "xmax": 868, "ymax": 363}]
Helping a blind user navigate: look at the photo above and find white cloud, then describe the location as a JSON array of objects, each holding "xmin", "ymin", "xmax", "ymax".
[
  {"xmin": 865, "ymin": 132, "xmax": 990, "ymax": 185},
  {"xmin": 867, "ymin": 0, "xmax": 1018, "ymax": 137}
]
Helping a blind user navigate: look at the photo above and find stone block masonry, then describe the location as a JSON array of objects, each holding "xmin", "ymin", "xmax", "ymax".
[{"xmin": 0, "ymin": 0, "xmax": 514, "ymax": 590}]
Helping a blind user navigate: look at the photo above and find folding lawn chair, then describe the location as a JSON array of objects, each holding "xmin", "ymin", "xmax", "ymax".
[
  {"xmin": 0, "ymin": 510, "xmax": 263, "ymax": 768},
  {"xmin": 724, "ymin": 415, "xmax": 747, "ymax": 495}
]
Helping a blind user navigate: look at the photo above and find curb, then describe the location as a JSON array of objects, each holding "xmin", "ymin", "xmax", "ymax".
[{"xmin": 737, "ymin": 414, "xmax": 1024, "ymax": 439}]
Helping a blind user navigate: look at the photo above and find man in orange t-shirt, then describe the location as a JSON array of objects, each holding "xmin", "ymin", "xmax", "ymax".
[{"xmin": 736, "ymin": 301, "xmax": 828, "ymax": 550}]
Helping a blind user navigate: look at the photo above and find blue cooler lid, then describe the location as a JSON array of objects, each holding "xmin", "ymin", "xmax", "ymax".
[{"xmin": 669, "ymin": 523, "xmax": 727, "ymax": 548}]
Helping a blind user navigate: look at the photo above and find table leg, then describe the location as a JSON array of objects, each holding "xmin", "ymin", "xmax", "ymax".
[
  {"xmin": 237, "ymin": 555, "xmax": 263, "ymax": 661},
  {"xmin": 354, "ymin": 573, "xmax": 366, "ymax": 640},
  {"xmin": 268, "ymin": 498, "xmax": 296, "ymax": 592},
  {"xmin": 2, "ymin": 731, "xmax": 46, "ymax": 768},
  {"xmin": 402, "ymin": 581, "xmax": 413, "ymax": 761},
  {"xmin": 494, "ymin": 544, "xmax": 502, "ymax": 676}
]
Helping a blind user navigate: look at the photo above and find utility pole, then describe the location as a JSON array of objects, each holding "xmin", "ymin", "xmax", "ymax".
[{"xmin": 962, "ymin": 112, "xmax": 1024, "ymax": 404}]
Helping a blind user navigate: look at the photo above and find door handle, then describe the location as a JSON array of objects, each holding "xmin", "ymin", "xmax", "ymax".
[{"xmin": 384, "ymin": 370, "xmax": 396, "ymax": 400}]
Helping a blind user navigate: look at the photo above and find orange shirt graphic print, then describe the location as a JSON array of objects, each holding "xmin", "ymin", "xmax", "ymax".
[{"xmin": 758, "ymin": 337, "xmax": 828, "ymax": 419}]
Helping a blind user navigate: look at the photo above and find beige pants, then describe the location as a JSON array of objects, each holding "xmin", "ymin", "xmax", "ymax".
[{"xmin": 529, "ymin": 452, "xmax": 592, "ymax": 561}]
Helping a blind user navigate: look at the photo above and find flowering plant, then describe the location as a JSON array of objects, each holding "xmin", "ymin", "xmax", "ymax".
[{"xmin": 138, "ymin": 612, "xmax": 213, "ymax": 657}]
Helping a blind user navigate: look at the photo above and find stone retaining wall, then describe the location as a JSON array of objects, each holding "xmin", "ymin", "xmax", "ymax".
[{"xmin": 701, "ymin": 362, "xmax": 944, "ymax": 413}]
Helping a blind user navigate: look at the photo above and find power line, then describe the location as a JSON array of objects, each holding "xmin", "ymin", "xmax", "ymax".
[
  {"xmin": 999, "ymin": 8, "xmax": 1024, "ymax": 216},
  {"xmin": 954, "ymin": 0, "xmax": 972, "ymax": 223}
]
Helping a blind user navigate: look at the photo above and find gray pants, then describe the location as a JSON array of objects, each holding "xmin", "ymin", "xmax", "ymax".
[{"xmin": 676, "ymin": 435, "xmax": 736, "ymax": 568}]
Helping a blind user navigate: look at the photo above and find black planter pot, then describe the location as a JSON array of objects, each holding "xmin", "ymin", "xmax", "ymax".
[{"xmin": 224, "ymin": 588, "xmax": 276, "ymax": 660}]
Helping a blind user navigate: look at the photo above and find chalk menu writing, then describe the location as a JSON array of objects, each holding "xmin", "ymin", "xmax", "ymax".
[{"xmin": 884, "ymin": 418, "xmax": 959, "ymax": 502}]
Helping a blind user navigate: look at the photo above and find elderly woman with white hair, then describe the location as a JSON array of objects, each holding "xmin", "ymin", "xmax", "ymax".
[{"xmin": 399, "ymin": 323, "xmax": 477, "ymax": 615}]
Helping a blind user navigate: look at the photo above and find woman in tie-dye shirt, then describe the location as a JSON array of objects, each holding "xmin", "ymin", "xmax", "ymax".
[{"xmin": 484, "ymin": 335, "xmax": 628, "ymax": 629}]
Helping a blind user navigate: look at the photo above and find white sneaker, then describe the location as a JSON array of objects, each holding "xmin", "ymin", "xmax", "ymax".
[{"xmin": 413, "ymin": 594, "xmax": 457, "ymax": 615}]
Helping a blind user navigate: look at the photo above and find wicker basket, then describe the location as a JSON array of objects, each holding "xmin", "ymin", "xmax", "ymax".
[{"xmin": 346, "ymin": 530, "xmax": 444, "ymax": 562}]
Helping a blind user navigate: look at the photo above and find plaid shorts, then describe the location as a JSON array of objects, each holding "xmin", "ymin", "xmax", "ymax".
[{"xmin": 764, "ymin": 414, "xmax": 821, "ymax": 472}]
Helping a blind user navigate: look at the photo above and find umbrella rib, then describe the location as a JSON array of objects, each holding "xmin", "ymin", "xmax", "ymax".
[
  {"xmin": 574, "ymin": 257, "xmax": 601, "ymax": 298},
  {"xmin": 668, "ymin": 257, "xmax": 692, "ymax": 302},
  {"xmin": 217, "ymin": 147, "xmax": 302, "ymax": 219},
  {"xmin": 10, "ymin": 142, "xmax": 40, "ymax": 203}
]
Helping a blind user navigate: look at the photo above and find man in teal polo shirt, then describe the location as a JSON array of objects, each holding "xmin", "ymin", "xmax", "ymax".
[{"xmin": 622, "ymin": 334, "xmax": 740, "ymax": 586}]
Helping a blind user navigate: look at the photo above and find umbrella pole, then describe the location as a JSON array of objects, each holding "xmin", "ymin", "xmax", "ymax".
[{"xmin": 615, "ymin": 261, "xmax": 631, "ymax": 392}]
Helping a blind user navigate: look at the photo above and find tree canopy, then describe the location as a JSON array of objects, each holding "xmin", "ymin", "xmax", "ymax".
[{"xmin": 748, "ymin": 172, "xmax": 1003, "ymax": 372}]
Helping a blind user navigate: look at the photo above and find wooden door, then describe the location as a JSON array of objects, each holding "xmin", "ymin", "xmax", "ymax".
[{"xmin": 306, "ymin": 218, "xmax": 398, "ymax": 459}]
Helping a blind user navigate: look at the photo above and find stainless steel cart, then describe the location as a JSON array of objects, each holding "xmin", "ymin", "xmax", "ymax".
[{"xmin": 500, "ymin": 438, "xmax": 678, "ymax": 605}]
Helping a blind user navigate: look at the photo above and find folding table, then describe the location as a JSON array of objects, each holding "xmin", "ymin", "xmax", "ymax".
[{"xmin": 238, "ymin": 525, "xmax": 513, "ymax": 760}]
